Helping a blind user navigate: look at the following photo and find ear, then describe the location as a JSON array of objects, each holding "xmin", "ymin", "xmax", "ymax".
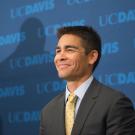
[{"xmin": 88, "ymin": 50, "xmax": 99, "ymax": 65}]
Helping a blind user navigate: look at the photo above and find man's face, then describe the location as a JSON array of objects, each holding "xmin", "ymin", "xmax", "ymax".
[{"xmin": 54, "ymin": 34, "xmax": 93, "ymax": 81}]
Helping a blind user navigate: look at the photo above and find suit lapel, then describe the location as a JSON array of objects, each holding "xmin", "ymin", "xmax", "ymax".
[
  {"xmin": 71, "ymin": 79, "xmax": 100, "ymax": 135},
  {"xmin": 56, "ymin": 93, "xmax": 66, "ymax": 135}
]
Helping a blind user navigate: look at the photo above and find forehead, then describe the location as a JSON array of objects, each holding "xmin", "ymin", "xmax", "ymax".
[{"xmin": 57, "ymin": 34, "xmax": 83, "ymax": 48}]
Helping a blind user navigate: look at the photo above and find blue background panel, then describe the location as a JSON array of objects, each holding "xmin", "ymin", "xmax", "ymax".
[{"xmin": 0, "ymin": 1, "xmax": 135, "ymax": 135}]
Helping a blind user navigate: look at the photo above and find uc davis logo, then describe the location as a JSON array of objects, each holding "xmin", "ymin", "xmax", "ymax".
[{"xmin": 99, "ymin": 9, "xmax": 135, "ymax": 27}]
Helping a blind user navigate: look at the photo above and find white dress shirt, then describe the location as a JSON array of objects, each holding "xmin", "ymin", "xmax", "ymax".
[{"xmin": 65, "ymin": 75, "xmax": 93, "ymax": 117}]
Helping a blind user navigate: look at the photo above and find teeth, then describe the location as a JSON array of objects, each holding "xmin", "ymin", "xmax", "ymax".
[
  {"xmin": 59, "ymin": 64, "xmax": 68, "ymax": 68},
  {"xmin": 60, "ymin": 65, "xmax": 67, "ymax": 67}
]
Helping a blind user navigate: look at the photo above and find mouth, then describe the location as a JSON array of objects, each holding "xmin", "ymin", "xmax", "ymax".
[{"xmin": 57, "ymin": 64, "xmax": 70, "ymax": 69}]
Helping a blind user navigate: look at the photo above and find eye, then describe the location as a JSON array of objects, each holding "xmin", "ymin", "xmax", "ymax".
[
  {"xmin": 67, "ymin": 48, "xmax": 75, "ymax": 53},
  {"xmin": 55, "ymin": 49, "xmax": 61, "ymax": 54}
]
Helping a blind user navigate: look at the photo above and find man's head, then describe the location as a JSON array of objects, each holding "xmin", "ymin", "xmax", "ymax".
[{"xmin": 54, "ymin": 26, "xmax": 101, "ymax": 81}]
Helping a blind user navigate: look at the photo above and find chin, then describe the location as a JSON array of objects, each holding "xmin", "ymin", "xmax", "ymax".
[
  {"xmin": 58, "ymin": 73, "xmax": 69, "ymax": 79},
  {"xmin": 58, "ymin": 74, "xmax": 67, "ymax": 79},
  {"xmin": 58, "ymin": 74, "xmax": 75, "ymax": 81}
]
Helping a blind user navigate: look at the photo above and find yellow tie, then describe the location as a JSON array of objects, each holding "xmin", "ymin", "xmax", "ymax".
[{"xmin": 65, "ymin": 93, "xmax": 78, "ymax": 135}]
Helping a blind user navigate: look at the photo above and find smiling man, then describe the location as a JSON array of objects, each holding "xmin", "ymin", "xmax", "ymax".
[{"xmin": 40, "ymin": 26, "xmax": 135, "ymax": 135}]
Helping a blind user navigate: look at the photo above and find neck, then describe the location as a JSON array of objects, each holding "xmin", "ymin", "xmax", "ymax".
[{"xmin": 67, "ymin": 75, "xmax": 91, "ymax": 93}]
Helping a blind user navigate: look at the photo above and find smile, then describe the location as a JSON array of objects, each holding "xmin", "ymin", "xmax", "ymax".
[{"xmin": 57, "ymin": 64, "xmax": 70, "ymax": 69}]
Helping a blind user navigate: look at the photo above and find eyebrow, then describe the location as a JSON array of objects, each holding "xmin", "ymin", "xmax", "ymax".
[{"xmin": 56, "ymin": 45, "xmax": 79, "ymax": 50}]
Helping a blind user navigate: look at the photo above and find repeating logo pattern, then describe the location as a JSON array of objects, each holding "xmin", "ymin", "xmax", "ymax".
[{"xmin": 0, "ymin": 1, "xmax": 135, "ymax": 135}]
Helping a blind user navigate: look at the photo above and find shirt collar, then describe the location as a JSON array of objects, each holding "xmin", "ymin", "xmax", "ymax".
[{"xmin": 65, "ymin": 75, "xmax": 93, "ymax": 102}]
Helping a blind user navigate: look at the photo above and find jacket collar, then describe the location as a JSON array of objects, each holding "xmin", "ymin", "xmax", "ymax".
[{"xmin": 71, "ymin": 78, "xmax": 100, "ymax": 135}]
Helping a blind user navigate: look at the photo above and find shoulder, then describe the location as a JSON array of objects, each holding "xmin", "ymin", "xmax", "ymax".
[
  {"xmin": 93, "ymin": 79, "xmax": 134, "ymax": 107},
  {"xmin": 94, "ymin": 78, "xmax": 126, "ymax": 97},
  {"xmin": 42, "ymin": 92, "xmax": 65, "ymax": 113},
  {"xmin": 92, "ymin": 79, "xmax": 135, "ymax": 133}
]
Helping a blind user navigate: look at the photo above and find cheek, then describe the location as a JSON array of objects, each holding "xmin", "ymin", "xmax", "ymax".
[
  {"xmin": 54, "ymin": 56, "xmax": 57, "ymax": 65},
  {"xmin": 75, "ymin": 57, "xmax": 88, "ymax": 69},
  {"xmin": 73, "ymin": 57, "xmax": 83, "ymax": 68}
]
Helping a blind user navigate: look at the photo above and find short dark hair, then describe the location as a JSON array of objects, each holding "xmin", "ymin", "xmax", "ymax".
[{"xmin": 57, "ymin": 26, "xmax": 101, "ymax": 72}]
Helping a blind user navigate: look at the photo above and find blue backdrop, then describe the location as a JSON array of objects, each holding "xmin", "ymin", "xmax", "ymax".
[{"xmin": 0, "ymin": 0, "xmax": 135, "ymax": 135}]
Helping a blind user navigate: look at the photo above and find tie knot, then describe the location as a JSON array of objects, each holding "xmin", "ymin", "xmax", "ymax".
[{"xmin": 68, "ymin": 93, "xmax": 78, "ymax": 103}]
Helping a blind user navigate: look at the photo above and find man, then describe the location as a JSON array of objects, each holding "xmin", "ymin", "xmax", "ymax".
[{"xmin": 40, "ymin": 26, "xmax": 135, "ymax": 135}]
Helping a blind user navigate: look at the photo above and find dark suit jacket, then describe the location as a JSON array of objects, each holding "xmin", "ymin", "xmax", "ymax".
[{"xmin": 40, "ymin": 79, "xmax": 135, "ymax": 135}]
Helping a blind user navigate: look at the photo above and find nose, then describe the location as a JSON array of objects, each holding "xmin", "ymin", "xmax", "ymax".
[{"xmin": 55, "ymin": 50, "xmax": 67, "ymax": 61}]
